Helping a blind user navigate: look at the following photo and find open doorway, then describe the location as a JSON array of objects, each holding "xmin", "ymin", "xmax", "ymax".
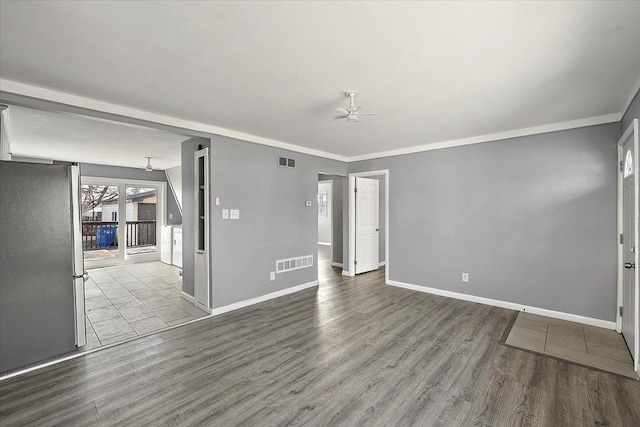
[
  {"xmin": 317, "ymin": 174, "xmax": 345, "ymax": 279},
  {"xmin": 347, "ymin": 170, "xmax": 389, "ymax": 281}
]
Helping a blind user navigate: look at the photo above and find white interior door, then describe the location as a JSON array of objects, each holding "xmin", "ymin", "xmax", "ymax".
[
  {"xmin": 622, "ymin": 137, "xmax": 636, "ymax": 361},
  {"xmin": 355, "ymin": 177, "xmax": 379, "ymax": 274}
]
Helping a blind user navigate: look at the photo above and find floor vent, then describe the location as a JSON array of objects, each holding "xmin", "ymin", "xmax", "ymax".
[
  {"xmin": 276, "ymin": 255, "xmax": 313, "ymax": 274},
  {"xmin": 278, "ymin": 156, "xmax": 296, "ymax": 169}
]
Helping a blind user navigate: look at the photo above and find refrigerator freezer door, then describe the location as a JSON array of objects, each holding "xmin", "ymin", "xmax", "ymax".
[
  {"xmin": 0, "ymin": 161, "xmax": 77, "ymax": 372},
  {"xmin": 70, "ymin": 165, "xmax": 86, "ymax": 347}
]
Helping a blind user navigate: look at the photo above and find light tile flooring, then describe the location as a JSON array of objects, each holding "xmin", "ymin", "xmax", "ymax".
[
  {"xmin": 506, "ymin": 312, "xmax": 636, "ymax": 379},
  {"xmin": 83, "ymin": 261, "xmax": 209, "ymax": 350}
]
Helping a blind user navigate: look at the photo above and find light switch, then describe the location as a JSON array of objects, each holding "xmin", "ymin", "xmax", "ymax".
[
  {"xmin": 230, "ymin": 209, "xmax": 240, "ymax": 219},
  {"xmin": 215, "ymin": 197, "xmax": 220, "ymax": 206},
  {"xmin": 168, "ymin": 213, "xmax": 173, "ymax": 220},
  {"xmin": 222, "ymin": 209, "xmax": 229, "ymax": 219}
]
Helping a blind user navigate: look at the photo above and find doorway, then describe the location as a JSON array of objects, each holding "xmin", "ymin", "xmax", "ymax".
[
  {"xmin": 348, "ymin": 170, "xmax": 389, "ymax": 280},
  {"xmin": 81, "ymin": 178, "xmax": 165, "ymax": 268},
  {"xmin": 618, "ymin": 118, "xmax": 639, "ymax": 375}
]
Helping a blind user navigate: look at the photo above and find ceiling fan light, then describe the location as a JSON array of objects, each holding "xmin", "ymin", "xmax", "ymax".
[{"xmin": 346, "ymin": 114, "xmax": 359, "ymax": 122}]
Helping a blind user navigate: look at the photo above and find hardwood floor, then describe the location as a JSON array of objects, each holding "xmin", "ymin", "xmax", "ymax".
[{"xmin": 1, "ymin": 252, "xmax": 639, "ymax": 426}]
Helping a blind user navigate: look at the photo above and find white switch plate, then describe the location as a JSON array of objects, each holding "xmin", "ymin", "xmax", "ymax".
[
  {"xmin": 168, "ymin": 213, "xmax": 173, "ymax": 220},
  {"xmin": 462, "ymin": 273, "xmax": 469, "ymax": 282},
  {"xmin": 222, "ymin": 209, "xmax": 229, "ymax": 219},
  {"xmin": 230, "ymin": 209, "xmax": 240, "ymax": 219},
  {"xmin": 305, "ymin": 201, "xmax": 312, "ymax": 207},
  {"xmin": 215, "ymin": 197, "xmax": 220, "ymax": 206},
  {"xmin": 270, "ymin": 271, "xmax": 275, "ymax": 281}
]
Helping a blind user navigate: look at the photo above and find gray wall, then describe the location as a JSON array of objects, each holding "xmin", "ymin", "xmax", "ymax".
[
  {"xmin": 181, "ymin": 137, "xmax": 211, "ymax": 298},
  {"xmin": 318, "ymin": 174, "xmax": 345, "ymax": 265},
  {"xmin": 209, "ymin": 136, "xmax": 346, "ymax": 308},
  {"xmin": 622, "ymin": 88, "xmax": 640, "ymax": 133},
  {"xmin": 350, "ymin": 123, "xmax": 619, "ymax": 321},
  {"xmin": 81, "ymin": 163, "xmax": 182, "ymax": 224}
]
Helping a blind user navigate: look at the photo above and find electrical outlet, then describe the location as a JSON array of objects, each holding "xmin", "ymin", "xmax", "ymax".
[
  {"xmin": 230, "ymin": 209, "xmax": 240, "ymax": 219},
  {"xmin": 270, "ymin": 271, "xmax": 275, "ymax": 281},
  {"xmin": 462, "ymin": 273, "xmax": 469, "ymax": 283},
  {"xmin": 222, "ymin": 209, "xmax": 229, "ymax": 219}
]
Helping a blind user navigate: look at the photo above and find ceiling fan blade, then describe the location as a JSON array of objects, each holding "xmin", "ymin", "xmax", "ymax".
[
  {"xmin": 335, "ymin": 107, "xmax": 349, "ymax": 115},
  {"xmin": 334, "ymin": 115, "xmax": 346, "ymax": 120},
  {"xmin": 359, "ymin": 113, "xmax": 375, "ymax": 116}
]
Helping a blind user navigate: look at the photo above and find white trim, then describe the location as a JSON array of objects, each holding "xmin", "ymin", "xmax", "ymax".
[
  {"xmin": 210, "ymin": 280, "xmax": 319, "ymax": 316},
  {"xmin": 387, "ymin": 280, "xmax": 617, "ymax": 330},
  {"xmin": 0, "ymin": 79, "xmax": 625, "ymax": 163},
  {"xmin": 378, "ymin": 261, "xmax": 386, "ymax": 267},
  {"xmin": 180, "ymin": 291, "xmax": 195, "ymax": 304},
  {"xmin": 616, "ymin": 119, "xmax": 640, "ymax": 375},
  {"xmin": 621, "ymin": 75, "xmax": 640, "ymax": 120},
  {"xmin": 0, "ymin": 79, "xmax": 348, "ymax": 162},
  {"xmin": 317, "ymin": 242, "xmax": 331, "ymax": 246},
  {"xmin": 0, "ymin": 107, "xmax": 14, "ymax": 160},
  {"xmin": 342, "ymin": 270, "xmax": 354, "ymax": 276},
  {"xmin": 331, "ymin": 262, "xmax": 343, "ymax": 268},
  {"xmin": 348, "ymin": 170, "xmax": 390, "ymax": 283},
  {"xmin": 348, "ymin": 114, "xmax": 620, "ymax": 162}
]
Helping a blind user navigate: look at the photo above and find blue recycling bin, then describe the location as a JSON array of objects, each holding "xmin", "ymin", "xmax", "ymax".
[{"xmin": 96, "ymin": 226, "xmax": 117, "ymax": 248}]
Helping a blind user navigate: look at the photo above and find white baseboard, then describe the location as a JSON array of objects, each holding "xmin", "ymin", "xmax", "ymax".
[
  {"xmin": 342, "ymin": 270, "xmax": 354, "ymax": 277},
  {"xmin": 180, "ymin": 291, "xmax": 195, "ymax": 304},
  {"xmin": 331, "ymin": 262, "xmax": 343, "ymax": 268},
  {"xmin": 378, "ymin": 261, "xmax": 386, "ymax": 267},
  {"xmin": 317, "ymin": 242, "xmax": 331, "ymax": 246},
  {"xmin": 210, "ymin": 280, "xmax": 319, "ymax": 316},
  {"xmin": 386, "ymin": 280, "xmax": 616, "ymax": 330}
]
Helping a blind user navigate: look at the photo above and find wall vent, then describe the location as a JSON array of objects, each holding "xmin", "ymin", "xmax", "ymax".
[
  {"xmin": 276, "ymin": 255, "xmax": 313, "ymax": 274},
  {"xmin": 278, "ymin": 156, "xmax": 296, "ymax": 169}
]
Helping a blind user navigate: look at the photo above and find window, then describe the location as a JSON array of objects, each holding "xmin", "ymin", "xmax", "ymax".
[
  {"xmin": 317, "ymin": 191, "xmax": 328, "ymax": 218},
  {"xmin": 111, "ymin": 211, "xmax": 117, "ymax": 221},
  {"xmin": 624, "ymin": 150, "xmax": 634, "ymax": 178}
]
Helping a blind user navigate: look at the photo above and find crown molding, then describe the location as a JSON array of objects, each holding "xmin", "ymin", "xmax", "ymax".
[
  {"xmin": 0, "ymin": 79, "xmax": 628, "ymax": 164},
  {"xmin": 0, "ymin": 79, "xmax": 349, "ymax": 162},
  {"xmin": 346, "ymin": 113, "xmax": 621, "ymax": 162}
]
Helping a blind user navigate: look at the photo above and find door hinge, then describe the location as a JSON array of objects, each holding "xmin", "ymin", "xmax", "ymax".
[
  {"xmin": 620, "ymin": 160, "xmax": 624, "ymax": 172},
  {"xmin": 354, "ymin": 260, "xmax": 358, "ymax": 266},
  {"xmin": 620, "ymin": 233, "xmax": 624, "ymax": 245},
  {"xmin": 354, "ymin": 187, "xmax": 358, "ymax": 193},
  {"xmin": 619, "ymin": 306, "xmax": 623, "ymax": 317}
]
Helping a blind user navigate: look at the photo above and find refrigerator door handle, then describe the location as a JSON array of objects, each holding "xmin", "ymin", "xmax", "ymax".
[{"xmin": 70, "ymin": 164, "xmax": 87, "ymax": 347}]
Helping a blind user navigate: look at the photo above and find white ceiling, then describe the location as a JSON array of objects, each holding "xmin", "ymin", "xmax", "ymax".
[
  {"xmin": 1, "ymin": 1, "xmax": 640, "ymax": 161},
  {"xmin": 6, "ymin": 105, "xmax": 188, "ymax": 169}
]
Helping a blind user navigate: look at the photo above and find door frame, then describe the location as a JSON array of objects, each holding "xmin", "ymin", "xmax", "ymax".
[
  {"xmin": 318, "ymin": 179, "xmax": 333, "ymax": 261},
  {"xmin": 347, "ymin": 169, "xmax": 389, "ymax": 283},
  {"xmin": 616, "ymin": 118, "xmax": 639, "ymax": 375},
  {"xmin": 82, "ymin": 176, "xmax": 166, "ymax": 268}
]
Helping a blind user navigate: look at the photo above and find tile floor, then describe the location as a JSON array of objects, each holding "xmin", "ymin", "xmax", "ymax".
[
  {"xmin": 82, "ymin": 261, "xmax": 209, "ymax": 350},
  {"xmin": 506, "ymin": 312, "xmax": 637, "ymax": 379}
]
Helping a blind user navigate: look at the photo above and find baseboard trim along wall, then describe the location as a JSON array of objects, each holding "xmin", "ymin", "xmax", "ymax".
[
  {"xmin": 210, "ymin": 280, "xmax": 319, "ymax": 316},
  {"xmin": 180, "ymin": 291, "xmax": 195, "ymax": 304},
  {"xmin": 317, "ymin": 242, "xmax": 331, "ymax": 246},
  {"xmin": 378, "ymin": 261, "xmax": 386, "ymax": 267},
  {"xmin": 331, "ymin": 262, "xmax": 343, "ymax": 268},
  {"xmin": 342, "ymin": 270, "xmax": 354, "ymax": 277},
  {"xmin": 386, "ymin": 280, "xmax": 617, "ymax": 330}
]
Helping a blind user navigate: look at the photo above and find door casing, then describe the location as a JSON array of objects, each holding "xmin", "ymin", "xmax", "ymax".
[
  {"xmin": 616, "ymin": 118, "xmax": 639, "ymax": 376},
  {"xmin": 348, "ymin": 170, "xmax": 389, "ymax": 282}
]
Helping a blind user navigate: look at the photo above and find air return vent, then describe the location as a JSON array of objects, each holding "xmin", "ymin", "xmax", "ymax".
[
  {"xmin": 276, "ymin": 255, "xmax": 314, "ymax": 274},
  {"xmin": 278, "ymin": 156, "xmax": 296, "ymax": 169}
]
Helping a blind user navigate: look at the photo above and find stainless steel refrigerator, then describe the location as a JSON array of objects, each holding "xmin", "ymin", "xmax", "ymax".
[{"xmin": 0, "ymin": 160, "xmax": 86, "ymax": 373}]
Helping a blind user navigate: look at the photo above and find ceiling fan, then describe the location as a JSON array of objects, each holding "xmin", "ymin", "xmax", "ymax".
[
  {"xmin": 141, "ymin": 157, "xmax": 153, "ymax": 172},
  {"xmin": 335, "ymin": 90, "xmax": 374, "ymax": 122}
]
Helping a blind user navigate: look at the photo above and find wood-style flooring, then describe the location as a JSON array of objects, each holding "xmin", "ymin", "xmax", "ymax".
[{"xmin": 1, "ymin": 249, "xmax": 639, "ymax": 425}]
